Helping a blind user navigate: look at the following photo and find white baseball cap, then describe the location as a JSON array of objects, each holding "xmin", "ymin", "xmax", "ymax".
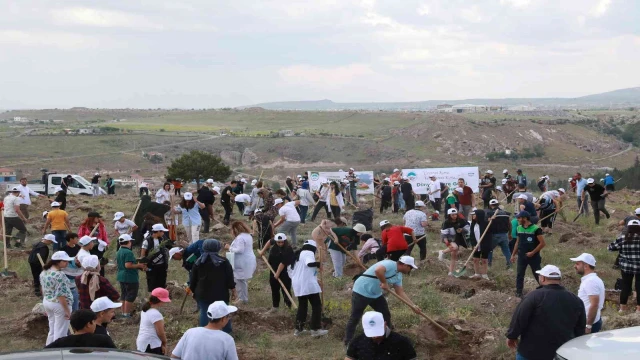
[
  {"xmin": 81, "ymin": 255, "xmax": 100, "ymax": 269},
  {"xmin": 489, "ymin": 199, "xmax": 499, "ymax": 205},
  {"xmin": 402, "ymin": 176, "xmax": 409, "ymax": 180},
  {"xmin": 42, "ymin": 234, "xmax": 57, "ymax": 243},
  {"xmin": 152, "ymin": 223, "xmax": 168, "ymax": 232},
  {"xmin": 362, "ymin": 311, "xmax": 385, "ymax": 337},
  {"xmin": 586, "ymin": 178, "xmax": 595, "ymax": 184},
  {"xmin": 353, "ymin": 223, "xmax": 367, "ymax": 233},
  {"xmin": 393, "ymin": 168, "xmax": 399, "ymax": 172},
  {"xmin": 240, "ymin": 178, "xmax": 247, "ymax": 183},
  {"xmin": 629, "ymin": 219, "xmax": 640, "ymax": 226},
  {"xmin": 206, "ymin": 178, "xmax": 214, "ymax": 184},
  {"xmin": 398, "ymin": 255, "xmax": 418, "ymax": 269},
  {"xmin": 384, "ymin": 177, "xmax": 390, "ymax": 182},
  {"xmin": 254, "ymin": 208, "xmax": 262, "ymax": 214},
  {"xmin": 349, "ymin": 168, "xmax": 355, "ymax": 171},
  {"xmin": 536, "ymin": 265, "xmax": 562, "ymax": 279},
  {"xmin": 42, "ymin": 210, "xmax": 48, "ymax": 218},
  {"xmin": 91, "ymin": 296, "xmax": 122, "ymax": 313},
  {"xmin": 415, "ymin": 200, "xmax": 425, "ymax": 207},
  {"xmin": 518, "ymin": 194, "xmax": 528, "ymax": 200},
  {"xmin": 447, "ymin": 208, "xmax": 457, "ymax": 215},
  {"xmin": 251, "ymin": 179, "xmax": 257, "ymax": 185},
  {"xmin": 207, "ymin": 301, "xmax": 238, "ymax": 320},
  {"xmin": 568, "ymin": 178, "xmax": 573, "ymax": 182},
  {"xmin": 184, "ymin": 192, "xmax": 193, "ymax": 200},
  {"xmin": 605, "ymin": 173, "xmax": 610, "ymax": 176},
  {"xmin": 97, "ymin": 240, "xmax": 108, "ymax": 252},
  {"xmin": 286, "ymin": 176, "xmax": 291, "ymax": 179},
  {"xmin": 454, "ymin": 187, "xmax": 463, "ymax": 193},
  {"xmin": 486, "ymin": 170, "xmax": 494, "ymax": 174},
  {"xmin": 496, "ymin": 186, "xmax": 502, "ymax": 191},
  {"xmin": 570, "ymin": 253, "xmax": 596, "ymax": 267},
  {"xmin": 304, "ymin": 239, "xmax": 317, "ymax": 248},
  {"xmin": 393, "ymin": 181, "xmax": 400, "ymax": 185},
  {"xmin": 635, "ymin": 207, "xmax": 640, "ymax": 215},
  {"xmin": 274, "ymin": 233, "xmax": 287, "ymax": 241},
  {"xmin": 50, "ymin": 202, "xmax": 61, "ymax": 207},
  {"xmin": 169, "ymin": 247, "xmax": 183, "ymax": 259},
  {"xmin": 79, "ymin": 236, "xmax": 96, "ymax": 246},
  {"xmin": 379, "ymin": 220, "xmax": 390, "ymax": 228},
  {"xmin": 51, "ymin": 251, "xmax": 74, "ymax": 261},
  {"xmin": 10, "ymin": 186, "xmax": 19, "ymax": 192},
  {"xmin": 212, "ymin": 186, "xmax": 220, "ymax": 193},
  {"xmin": 558, "ymin": 188, "xmax": 565, "ymax": 194},
  {"xmin": 503, "ymin": 169, "xmax": 508, "ymax": 174},
  {"xmin": 297, "ymin": 175, "xmax": 302, "ymax": 178},
  {"xmin": 118, "ymin": 234, "xmax": 133, "ymax": 243},
  {"xmin": 501, "ymin": 179, "xmax": 508, "ymax": 184},
  {"xmin": 274, "ymin": 198, "xmax": 284, "ymax": 205},
  {"xmin": 95, "ymin": 172, "xmax": 99, "ymax": 176},
  {"xmin": 113, "ymin": 212, "xmax": 125, "ymax": 221}
]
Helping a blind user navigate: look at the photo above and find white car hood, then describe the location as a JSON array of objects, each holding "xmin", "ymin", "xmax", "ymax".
[{"xmin": 556, "ymin": 326, "xmax": 640, "ymax": 359}]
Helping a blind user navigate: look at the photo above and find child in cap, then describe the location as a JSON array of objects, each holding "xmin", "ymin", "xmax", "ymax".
[
  {"xmin": 136, "ymin": 288, "xmax": 171, "ymax": 354},
  {"xmin": 116, "ymin": 234, "xmax": 146, "ymax": 318},
  {"xmin": 28, "ymin": 234, "xmax": 57, "ymax": 296}
]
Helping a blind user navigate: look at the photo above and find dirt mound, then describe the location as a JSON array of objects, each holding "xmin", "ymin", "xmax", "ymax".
[
  {"xmin": 0, "ymin": 277, "xmax": 29, "ymax": 291},
  {"xmin": 411, "ymin": 318, "xmax": 499, "ymax": 360},
  {"xmin": 605, "ymin": 312, "xmax": 640, "ymax": 330},
  {"xmin": 11, "ymin": 313, "xmax": 49, "ymax": 338},
  {"xmin": 233, "ymin": 308, "xmax": 294, "ymax": 333},
  {"xmin": 166, "ymin": 281, "xmax": 186, "ymax": 299},
  {"xmin": 429, "ymin": 276, "xmax": 497, "ymax": 297}
]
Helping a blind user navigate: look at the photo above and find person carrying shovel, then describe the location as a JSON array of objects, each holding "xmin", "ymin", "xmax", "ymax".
[
  {"xmin": 259, "ymin": 232, "xmax": 295, "ymax": 314},
  {"xmin": 343, "ymin": 256, "xmax": 420, "ymax": 348}
]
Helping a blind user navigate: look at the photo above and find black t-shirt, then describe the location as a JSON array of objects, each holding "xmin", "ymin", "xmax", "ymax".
[
  {"xmin": 268, "ymin": 241, "xmax": 295, "ymax": 275},
  {"xmin": 197, "ymin": 186, "xmax": 214, "ymax": 205},
  {"xmin": 91, "ymin": 175, "xmax": 100, "ymax": 184},
  {"xmin": 45, "ymin": 333, "xmax": 116, "ymax": 349},
  {"xmin": 486, "ymin": 209, "xmax": 511, "ymax": 234},
  {"xmin": 346, "ymin": 331, "xmax": 416, "ymax": 360},
  {"xmin": 94, "ymin": 324, "xmax": 110, "ymax": 337},
  {"xmin": 585, "ymin": 184, "xmax": 606, "ymax": 202},
  {"xmin": 400, "ymin": 182, "xmax": 413, "ymax": 196},
  {"xmin": 61, "ymin": 244, "xmax": 80, "ymax": 257},
  {"xmin": 29, "ymin": 242, "xmax": 49, "ymax": 264},
  {"xmin": 221, "ymin": 186, "xmax": 233, "ymax": 204}
]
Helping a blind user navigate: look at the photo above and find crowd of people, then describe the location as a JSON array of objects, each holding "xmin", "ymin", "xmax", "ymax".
[{"xmin": 1, "ymin": 166, "xmax": 636, "ymax": 360}]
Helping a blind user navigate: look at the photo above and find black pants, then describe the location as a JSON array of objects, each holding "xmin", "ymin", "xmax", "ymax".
[
  {"xmin": 404, "ymin": 196, "xmax": 414, "ymax": 210},
  {"xmin": 222, "ymin": 202, "xmax": 233, "ymax": 224},
  {"xmin": 174, "ymin": 188, "xmax": 181, "ymax": 196},
  {"xmin": 4, "ymin": 217, "xmax": 27, "ymax": 247},
  {"xmin": 146, "ymin": 269, "xmax": 168, "ymax": 292},
  {"xmin": 540, "ymin": 209, "xmax": 556, "ymax": 228},
  {"xmin": 431, "ymin": 198, "xmax": 442, "ymax": 212},
  {"xmin": 591, "ymin": 199, "xmax": 610, "ymax": 225},
  {"xmin": 108, "ymin": 187, "xmax": 115, "ymax": 195},
  {"xmin": 236, "ymin": 201, "xmax": 245, "ymax": 215},
  {"xmin": 29, "ymin": 262, "xmax": 43, "ymax": 294},
  {"xmin": 270, "ymin": 273, "xmax": 292, "ymax": 308},
  {"xmin": 387, "ymin": 249, "xmax": 406, "ymax": 261},
  {"xmin": 344, "ymin": 292, "xmax": 391, "ymax": 345},
  {"xmin": 311, "ymin": 201, "xmax": 331, "ymax": 221},
  {"xmin": 330, "ymin": 205, "xmax": 341, "ymax": 221},
  {"xmin": 620, "ymin": 272, "xmax": 640, "ymax": 305},
  {"xmin": 296, "ymin": 293, "xmax": 322, "ymax": 331},
  {"xmin": 405, "ymin": 234, "xmax": 427, "ymax": 260},
  {"xmin": 516, "ymin": 252, "xmax": 541, "ymax": 295},
  {"xmin": 199, "ymin": 208, "xmax": 210, "ymax": 233},
  {"xmin": 393, "ymin": 198, "xmax": 399, "ymax": 213},
  {"xmin": 605, "ymin": 184, "xmax": 615, "ymax": 192},
  {"xmin": 380, "ymin": 198, "xmax": 391, "ymax": 214},
  {"xmin": 145, "ymin": 344, "xmax": 163, "ymax": 355}
]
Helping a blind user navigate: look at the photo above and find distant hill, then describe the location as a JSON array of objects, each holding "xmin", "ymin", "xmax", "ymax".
[{"xmin": 240, "ymin": 87, "xmax": 640, "ymax": 111}]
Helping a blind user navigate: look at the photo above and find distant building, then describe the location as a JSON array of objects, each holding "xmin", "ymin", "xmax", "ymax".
[
  {"xmin": 52, "ymin": 120, "xmax": 65, "ymax": 123},
  {"xmin": 12, "ymin": 116, "xmax": 29, "ymax": 122},
  {"xmin": 279, "ymin": 130, "xmax": 294, "ymax": 137},
  {"xmin": 0, "ymin": 168, "xmax": 16, "ymax": 183},
  {"xmin": 437, "ymin": 104, "xmax": 453, "ymax": 113},
  {"xmin": 452, "ymin": 104, "xmax": 488, "ymax": 113},
  {"xmin": 508, "ymin": 105, "xmax": 536, "ymax": 111},
  {"xmin": 78, "ymin": 128, "xmax": 93, "ymax": 134}
]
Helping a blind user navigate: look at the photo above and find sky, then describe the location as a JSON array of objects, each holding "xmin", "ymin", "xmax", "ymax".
[{"xmin": 1, "ymin": 0, "xmax": 639, "ymax": 108}]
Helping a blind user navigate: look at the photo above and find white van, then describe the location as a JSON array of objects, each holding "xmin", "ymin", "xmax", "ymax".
[
  {"xmin": 4, "ymin": 174, "xmax": 105, "ymax": 196},
  {"xmin": 555, "ymin": 326, "xmax": 640, "ymax": 359}
]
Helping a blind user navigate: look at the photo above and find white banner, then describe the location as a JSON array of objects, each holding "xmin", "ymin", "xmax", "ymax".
[
  {"xmin": 402, "ymin": 167, "xmax": 480, "ymax": 194},
  {"xmin": 307, "ymin": 171, "xmax": 375, "ymax": 194}
]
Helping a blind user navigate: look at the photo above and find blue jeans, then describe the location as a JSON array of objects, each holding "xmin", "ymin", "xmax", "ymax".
[
  {"xmin": 70, "ymin": 286, "xmax": 79, "ymax": 312},
  {"xmin": 299, "ymin": 205, "xmax": 309, "ymax": 224},
  {"xmin": 591, "ymin": 318, "xmax": 603, "ymax": 333},
  {"xmin": 52, "ymin": 230, "xmax": 67, "ymax": 251},
  {"xmin": 488, "ymin": 233, "xmax": 511, "ymax": 267},
  {"xmin": 197, "ymin": 300, "xmax": 232, "ymax": 333},
  {"xmin": 516, "ymin": 352, "xmax": 528, "ymax": 360},
  {"xmin": 350, "ymin": 187, "xmax": 357, "ymax": 205}
]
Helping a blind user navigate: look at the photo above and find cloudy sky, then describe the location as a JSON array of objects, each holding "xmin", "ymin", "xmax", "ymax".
[{"xmin": 1, "ymin": 0, "xmax": 639, "ymax": 108}]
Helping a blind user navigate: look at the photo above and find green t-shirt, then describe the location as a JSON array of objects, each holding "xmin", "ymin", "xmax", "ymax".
[
  {"xmin": 325, "ymin": 227, "xmax": 357, "ymax": 253},
  {"xmin": 117, "ymin": 247, "xmax": 139, "ymax": 283}
]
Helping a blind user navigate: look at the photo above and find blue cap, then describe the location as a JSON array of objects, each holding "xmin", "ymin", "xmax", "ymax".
[{"xmin": 516, "ymin": 211, "xmax": 531, "ymax": 218}]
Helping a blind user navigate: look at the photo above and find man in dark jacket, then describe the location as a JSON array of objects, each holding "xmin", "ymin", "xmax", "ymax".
[
  {"xmin": 506, "ymin": 265, "xmax": 586, "ymax": 360},
  {"xmin": 28, "ymin": 234, "xmax": 56, "ymax": 296},
  {"xmin": 486, "ymin": 199, "xmax": 512, "ymax": 269}
]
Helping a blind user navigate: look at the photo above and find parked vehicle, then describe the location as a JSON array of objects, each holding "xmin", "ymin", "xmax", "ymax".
[
  {"xmin": 4, "ymin": 174, "xmax": 105, "ymax": 196},
  {"xmin": 555, "ymin": 326, "xmax": 640, "ymax": 359},
  {"xmin": 0, "ymin": 348, "xmax": 168, "ymax": 359}
]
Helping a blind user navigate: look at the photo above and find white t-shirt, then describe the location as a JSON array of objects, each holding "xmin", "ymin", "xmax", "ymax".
[
  {"xmin": 136, "ymin": 308, "xmax": 164, "ymax": 351},
  {"xmin": 578, "ymin": 273, "xmax": 605, "ymax": 323},
  {"xmin": 2, "ymin": 194, "xmax": 20, "ymax": 218},
  {"xmin": 290, "ymin": 250, "xmax": 321, "ymax": 297},
  {"xmin": 114, "ymin": 219, "xmax": 136, "ymax": 235},
  {"xmin": 234, "ymin": 194, "xmax": 251, "ymax": 203},
  {"xmin": 172, "ymin": 327, "xmax": 238, "ymax": 360},
  {"xmin": 18, "ymin": 184, "xmax": 39, "ymax": 205},
  {"xmin": 429, "ymin": 181, "xmax": 442, "ymax": 199},
  {"xmin": 76, "ymin": 248, "xmax": 92, "ymax": 266},
  {"xmin": 279, "ymin": 202, "xmax": 301, "ymax": 222}
]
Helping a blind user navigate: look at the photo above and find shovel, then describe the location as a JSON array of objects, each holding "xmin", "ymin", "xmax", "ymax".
[
  {"xmin": 453, "ymin": 218, "xmax": 493, "ymax": 278},
  {"xmin": 1, "ymin": 210, "xmax": 18, "ymax": 278},
  {"xmin": 333, "ymin": 239, "xmax": 453, "ymax": 336},
  {"xmin": 261, "ymin": 255, "xmax": 298, "ymax": 309},
  {"xmin": 573, "ymin": 201, "xmax": 585, "ymax": 222}
]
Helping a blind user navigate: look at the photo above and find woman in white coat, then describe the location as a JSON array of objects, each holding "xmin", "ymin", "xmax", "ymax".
[
  {"xmin": 324, "ymin": 181, "xmax": 344, "ymax": 221},
  {"xmin": 225, "ymin": 221, "xmax": 257, "ymax": 304},
  {"xmin": 155, "ymin": 182, "xmax": 171, "ymax": 204}
]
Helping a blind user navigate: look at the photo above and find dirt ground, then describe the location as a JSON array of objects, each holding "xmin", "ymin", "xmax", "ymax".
[{"xmin": 1, "ymin": 189, "xmax": 639, "ymax": 359}]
